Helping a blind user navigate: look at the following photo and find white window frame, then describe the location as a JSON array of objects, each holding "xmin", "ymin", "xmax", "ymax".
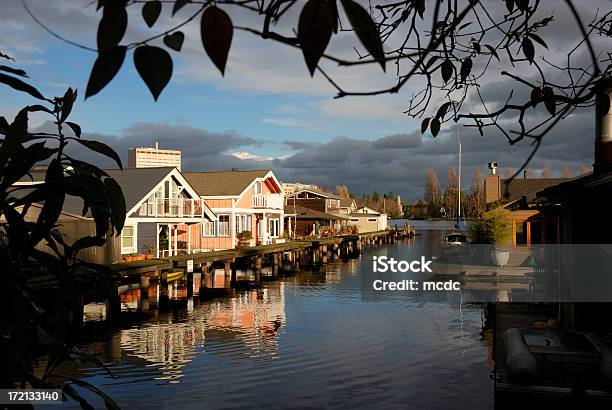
[
  {"xmin": 121, "ymin": 225, "xmax": 135, "ymax": 254},
  {"xmin": 268, "ymin": 217, "xmax": 280, "ymax": 238},
  {"xmin": 218, "ymin": 214, "xmax": 230, "ymax": 237},
  {"xmin": 202, "ymin": 220, "xmax": 216, "ymax": 237}
]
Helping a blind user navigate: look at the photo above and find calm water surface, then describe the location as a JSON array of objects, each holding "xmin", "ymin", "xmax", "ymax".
[{"xmin": 55, "ymin": 221, "xmax": 492, "ymax": 409}]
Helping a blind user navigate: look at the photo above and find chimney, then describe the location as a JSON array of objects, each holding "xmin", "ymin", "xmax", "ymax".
[
  {"xmin": 523, "ymin": 170, "xmax": 527, "ymax": 179},
  {"xmin": 595, "ymin": 80, "xmax": 612, "ymax": 173},
  {"xmin": 484, "ymin": 162, "xmax": 501, "ymax": 204},
  {"xmin": 155, "ymin": 141, "xmax": 159, "ymax": 150}
]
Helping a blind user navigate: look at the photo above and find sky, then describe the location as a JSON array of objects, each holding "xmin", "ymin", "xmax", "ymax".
[{"xmin": 1, "ymin": 0, "xmax": 610, "ymax": 200}]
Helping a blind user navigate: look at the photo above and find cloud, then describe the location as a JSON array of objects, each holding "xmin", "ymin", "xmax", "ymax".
[
  {"xmin": 261, "ymin": 117, "xmax": 315, "ymax": 129},
  {"xmin": 231, "ymin": 151, "xmax": 275, "ymax": 162}
]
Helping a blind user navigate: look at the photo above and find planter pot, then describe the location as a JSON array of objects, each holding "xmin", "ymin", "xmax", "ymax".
[
  {"xmin": 133, "ymin": 254, "xmax": 146, "ymax": 261},
  {"xmin": 123, "ymin": 256, "xmax": 134, "ymax": 262},
  {"xmin": 491, "ymin": 250, "xmax": 510, "ymax": 267},
  {"xmin": 144, "ymin": 254, "xmax": 154, "ymax": 260}
]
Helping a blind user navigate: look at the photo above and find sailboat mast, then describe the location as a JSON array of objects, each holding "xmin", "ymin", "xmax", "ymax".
[{"xmin": 457, "ymin": 125, "xmax": 461, "ymax": 228}]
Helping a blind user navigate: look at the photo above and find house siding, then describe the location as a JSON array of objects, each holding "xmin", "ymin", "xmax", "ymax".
[{"xmin": 137, "ymin": 222, "xmax": 157, "ymax": 253}]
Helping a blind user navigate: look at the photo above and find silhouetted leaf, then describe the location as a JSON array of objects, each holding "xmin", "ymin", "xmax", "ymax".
[
  {"xmin": 330, "ymin": 0, "xmax": 339, "ymax": 33},
  {"xmin": 415, "ymin": 0, "xmax": 425, "ymax": 19},
  {"xmin": 0, "ymin": 73, "xmax": 46, "ymax": 100},
  {"xmin": 436, "ymin": 102, "xmax": 452, "ymax": 119},
  {"xmin": 430, "ymin": 118, "xmax": 441, "ymax": 137},
  {"xmin": 472, "ymin": 42, "xmax": 481, "ymax": 54},
  {"xmin": 528, "ymin": 33, "xmax": 548, "ymax": 49},
  {"xmin": 36, "ymin": 159, "xmax": 65, "ymax": 234},
  {"xmin": 142, "ymin": 0, "xmax": 162, "ymax": 28},
  {"xmin": 75, "ymin": 139, "xmax": 122, "ymax": 169},
  {"xmin": 298, "ymin": 0, "xmax": 335, "ymax": 76},
  {"xmin": 134, "ymin": 45, "xmax": 173, "ymax": 101},
  {"xmin": 441, "ymin": 59, "xmax": 453, "ymax": 83},
  {"xmin": 341, "ymin": 0, "xmax": 385, "ymax": 71},
  {"xmin": 26, "ymin": 104, "xmax": 53, "ymax": 114},
  {"xmin": 484, "ymin": 44, "xmax": 500, "ymax": 61},
  {"xmin": 173, "ymin": 0, "xmax": 189, "ymax": 15},
  {"xmin": 598, "ymin": 93, "xmax": 611, "ymax": 116},
  {"xmin": 72, "ymin": 236, "xmax": 107, "ymax": 253},
  {"xmin": 163, "ymin": 32, "xmax": 185, "ymax": 51},
  {"xmin": 460, "ymin": 57, "xmax": 472, "ymax": 82},
  {"xmin": 104, "ymin": 177, "xmax": 126, "ymax": 234},
  {"xmin": 530, "ymin": 87, "xmax": 542, "ymax": 107},
  {"xmin": 505, "ymin": 0, "xmax": 515, "ymax": 13},
  {"xmin": 421, "ymin": 117, "xmax": 430, "ymax": 134},
  {"xmin": 59, "ymin": 88, "xmax": 76, "ymax": 123},
  {"xmin": 516, "ymin": 0, "xmax": 529, "ymax": 11},
  {"xmin": 542, "ymin": 86, "xmax": 556, "ymax": 115},
  {"xmin": 97, "ymin": 4, "xmax": 127, "ymax": 51},
  {"xmin": 522, "ymin": 37, "xmax": 534, "ymax": 63},
  {"xmin": 0, "ymin": 65, "xmax": 27, "ymax": 77},
  {"xmin": 85, "ymin": 46, "xmax": 126, "ymax": 99},
  {"xmin": 66, "ymin": 121, "xmax": 81, "ymax": 138},
  {"xmin": 200, "ymin": 6, "xmax": 233, "ymax": 75}
]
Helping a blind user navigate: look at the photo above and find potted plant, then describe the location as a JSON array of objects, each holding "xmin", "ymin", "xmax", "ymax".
[
  {"xmin": 143, "ymin": 245, "xmax": 156, "ymax": 259},
  {"xmin": 470, "ymin": 207, "xmax": 512, "ymax": 266},
  {"xmin": 237, "ymin": 230, "xmax": 252, "ymax": 248}
]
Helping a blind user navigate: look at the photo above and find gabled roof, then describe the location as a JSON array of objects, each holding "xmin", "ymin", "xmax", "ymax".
[
  {"xmin": 104, "ymin": 167, "xmax": 176, "ymax": 210},
  {"xmin": 500, "ymin": 178, "xmax": 569, "ymax": 203},
  {"xmin": 184, "ymin": 170, "xmax": 272, "ymax": 196},
  {"xmin": 284, "ymin": 204, "xmax": 348, "ymax": 220},
  {"xmin": 286, "ymin": 187, "xmax": 341, "ymax": 200}
]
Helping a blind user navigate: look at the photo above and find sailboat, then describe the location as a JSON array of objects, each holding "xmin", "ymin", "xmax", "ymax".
[{"xmin": 442, "ymin": 126, "xmax": 468, "ymax": 249}]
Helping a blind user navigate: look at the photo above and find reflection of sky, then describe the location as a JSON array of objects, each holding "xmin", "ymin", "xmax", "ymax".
[{"xmin": 63, "ymin": 227, "xmax": 491, "ymax": 409}]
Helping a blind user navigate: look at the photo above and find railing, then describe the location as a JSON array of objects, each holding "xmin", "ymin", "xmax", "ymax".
[
  {"xmin": 140, "ymin": 198, "xmax": 206, "ymax": 218},
  {"xmin": 253, "ymin": 193, "xmax": 283, "ymax": 209}
]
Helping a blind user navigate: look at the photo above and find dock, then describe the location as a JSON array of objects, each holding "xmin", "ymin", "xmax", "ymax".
[{"xmin": 57, "ymin": 229, "xmax": 414, "ymax": 324}]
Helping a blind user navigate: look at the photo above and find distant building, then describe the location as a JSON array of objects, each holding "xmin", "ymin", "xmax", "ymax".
[
  {"xmin": 347, "ymin": 206, "xmax": 388, "ymax": 232},
  {"xmin": 128, "ymin": 143, "xmax": 182, "ymax": 171}
]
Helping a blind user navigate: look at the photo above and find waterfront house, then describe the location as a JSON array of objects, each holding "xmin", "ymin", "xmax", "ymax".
[
  {"xmin": 283, "ymin": 183, "xmax": 342, "ymax": 213},
  {"xmin": 108, "ymin": 167, "xmax": 216, "ymax": 258},
  {"xmin": 484, "ymin": 163, "xmax": 568, "ymax": 245},
  {"xmin": 284, "ymin": 204, "xmax": 349, "ymax": 237},
  {"xmin": 10, "ymin": 166, "xmax": 214, "ymax": 260},
  {"xmin": 346, "ymin": 206, "xmax": 388, "ymax": 232},
  {"xmin": 184, "ymin": 169, "xmax": 284, "ymax": 249}
]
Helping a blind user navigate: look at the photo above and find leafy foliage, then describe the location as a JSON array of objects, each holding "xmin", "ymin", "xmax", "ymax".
[
  {"xmin": 0, "ymin": 57, "xmax": 124, "ymax": 408},
  {"xmin": 470, "ymin": 207, "xmax": 513, "ymax": 250}
]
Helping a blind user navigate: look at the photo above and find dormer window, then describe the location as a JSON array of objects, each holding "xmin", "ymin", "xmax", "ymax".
[{"xmin": 254, "ymin": 181, "xmax": 262, "ymax": 195}]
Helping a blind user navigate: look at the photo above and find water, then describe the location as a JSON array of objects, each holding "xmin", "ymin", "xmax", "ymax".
[{"xmin": 47, "ymin": 222, "xmax": 493, "ymax": 409}]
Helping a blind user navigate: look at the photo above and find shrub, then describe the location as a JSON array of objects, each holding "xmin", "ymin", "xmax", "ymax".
[{"xmin": 470, "ymin": 207, "xmax": 512, "ymax": 250}]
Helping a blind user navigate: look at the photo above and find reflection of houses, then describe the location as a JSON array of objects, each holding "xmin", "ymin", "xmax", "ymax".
[
  {"xmin": 484, "ymin": 163, "xmax": 568, "ymax": 245},
  {"xmin": 116, "ymin": 284, "xmax": 286, "ymax": 377},
  {"xmin": 184, "ymin": 170, "xmax": 284, "ymax": 248},
  {"xmin": 346, "ymin": 206, "xmax": 388, "ymax": 232},
  {"xmin": 112, "ymin": 167, "xmax": 217, "ymax": 257}
]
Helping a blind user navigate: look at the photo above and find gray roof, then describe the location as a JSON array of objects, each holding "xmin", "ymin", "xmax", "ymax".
[
  {"xmin": 17, "ymin": 167, "xmax": 176, "ymax": 215},
  {"xmin": 184, "ymin": 170, "xmax": 271, "ymax": 196},
  {"xmin": 284, "ymin": 204, "xmax": 348, "ymax": 220},
  {"xmin": 501, "ymin": 178, "xmax": 569, "ymax": 203},
  {"xmin": 104, "ymin": 167, "xmax": 174, "ymax": 210}
]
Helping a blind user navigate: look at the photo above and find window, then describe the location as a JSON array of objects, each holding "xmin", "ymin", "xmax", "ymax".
[
  {"xmin": 122, "ymin": 225, "xmax": 134, "ymax": 252},
  {"xmin": 254, "ymin": 181, "xmax": 262, "ymax": 195},
  {"xmin": 218, "ymin": 215, "xmax": 230, "ymax": 236},
  {"xmin": 202, "ymin": 220, "xmax": 216, "ymax": 236},
  {"xmin": 515, "ymin": 221, "xmax": 527, "ymax": 245},
  {"xmin": 268, "ymin": 218, "xmax": 280, "ymax": 237},
  {"xmin": 235, "ymin": 214, "xmax": 252, "ymax": 234},
  {"xmin": 368, "ymin": 218, "xmax": 377, "ymax": 222}
]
